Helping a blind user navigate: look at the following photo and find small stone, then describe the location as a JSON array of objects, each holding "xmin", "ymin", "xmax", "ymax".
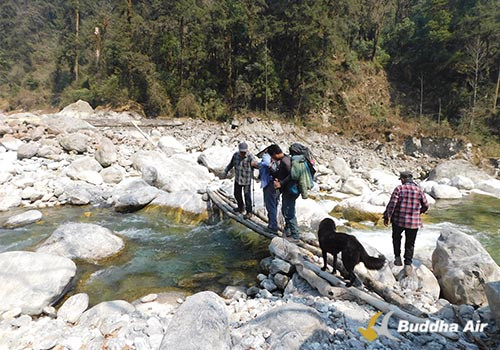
[
  {"xmin": 246, "ymin": 286, "xmax": 260, "ymax": 297},
  {"xmin": 140, "ymin": 294, "xmax": 158, "ymax": 303},
  {"xmin": 274, "ymin": 273, "xmax": 289, "ymax": 290},
  {"xmin": 260, "ymin": 278, "xmax": 277, "ymax": 292},
  {"xmin": 1, "ymin": 307, "xmax": 22, "ymax": 320},
  {"xmin": 43, "ymin": 306, "xmax": 57, "ymax": 317},
  {"xmin": 176, "ymin": 298, "xmax": 184, "ymax": 304},
  {"xmin": 257, "ymin": 273, "xmax": 267, "ymax": 282}
]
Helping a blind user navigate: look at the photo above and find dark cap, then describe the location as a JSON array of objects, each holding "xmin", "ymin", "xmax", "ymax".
[
  {"xmin": 399, "ymin": 171, "xmax": 413, "ymax": 180},
  {"xmin": 238, "ymin": 142, "xmax": 248, "ymax": 152}
]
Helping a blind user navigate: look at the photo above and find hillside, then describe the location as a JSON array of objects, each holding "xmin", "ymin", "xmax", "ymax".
[{"xmin": 0, "ymin": 0, "xmax": 499, "ymax": 154}]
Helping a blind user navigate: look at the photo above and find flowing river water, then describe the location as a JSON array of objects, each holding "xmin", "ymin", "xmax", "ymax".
[{"xmin": 0, "ymin": 193, "xmax": 498, "ymax": 306}]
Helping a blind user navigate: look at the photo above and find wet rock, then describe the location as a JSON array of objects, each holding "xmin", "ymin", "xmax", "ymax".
[
  {"xmin": 148, "ymin": 190, "xmax": 207, "ymax": 220},
  {"xmin": 57, "ymin": 293, "xmax": 89, "ymax": 324},
  {"xmin": 274, "ymin": 273, "xmax": 289, "ymax": 290},
  {"xmin": 3, "ymin": 209, "xmax": 42, "ymax": 228},
  {"xmin": 58, "ymin": 132, "xmax": 90, "ymax": 153},
  {"xmin": 114, "ymin": 179, "xmax": 159, "ymax": 213},
  {"xmin": 0, "ymin": 251, "xmax": 76, "ymax": 315},
  {"xmin": 432, "ymin": 228, "xmax": 500, "ymax": 306},
  {"xmin": 95, "ymin": 136, "xmax": 117, "ymax": 167},
  {"xmin": 476, "ymin": 179, "xmax": 500, "ymax": 198},
  {"xmin": 259, "ymin": 257, "xmax": 274, "ymax": 275},
  {"xmin": 261, "ymin": 278, "xmax": 278, "ymax": 292},
  {"xmin": 17, "ymin": 142, "xmax": 40, "ymax": 160},
  {"xmin": 37, "ymin": 222, "xmax": 124, "ymax": 262},
  {"xmin": 160, "ymin": 291, "xmax": 231, "ymax": 350}
]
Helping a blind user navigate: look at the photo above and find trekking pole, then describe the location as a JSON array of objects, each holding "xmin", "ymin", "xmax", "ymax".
[{"xmin": 252, "ymin": 170, "xmax": 255, "ymax": 214}]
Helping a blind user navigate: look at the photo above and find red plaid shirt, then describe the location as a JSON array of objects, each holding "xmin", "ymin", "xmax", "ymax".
[{"xmin": 384, "ymin": 182, "xmax": 429, "ymax": 229}]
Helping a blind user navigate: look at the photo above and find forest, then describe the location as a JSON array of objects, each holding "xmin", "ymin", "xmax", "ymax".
[{"xmin": 0, "ymin": 0, "xmax": 498, "ymax": 140}]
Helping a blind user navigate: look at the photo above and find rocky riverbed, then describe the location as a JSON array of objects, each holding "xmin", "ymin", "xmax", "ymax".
[{"xmin": 1, "ymin": 100, "xmax": 500, "ymax": 350}]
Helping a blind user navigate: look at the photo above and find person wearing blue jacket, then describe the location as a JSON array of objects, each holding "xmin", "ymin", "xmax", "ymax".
[{"xmin": 258, "ymin": 149, "xmax": 279, "ymax": 233}]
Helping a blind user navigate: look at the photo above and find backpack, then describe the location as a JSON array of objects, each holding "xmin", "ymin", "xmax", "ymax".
[{"xmin": 289, "ymin": 143, "xmax": 316, "ymax": 178}]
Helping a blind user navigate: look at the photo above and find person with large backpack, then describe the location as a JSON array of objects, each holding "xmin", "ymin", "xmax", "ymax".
[
  {"xmin": 257, "ymin": 146, "xmax": 280, "ymax": 234},
  {"xmin": 268, "ymin": 144, "xmax": 300, "ymax": 240}
]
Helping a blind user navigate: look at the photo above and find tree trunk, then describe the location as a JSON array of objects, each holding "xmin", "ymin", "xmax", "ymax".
[
  {"xmin": 494, "ymin": 63, "xmax": 500, "ymax": 112},
  {"xmin": 419, "ymin": 72, "xmax": 423, "ymax": 118},
  {"xmin": 74, "ymin": 0, "xmax": 79, "ymax": 82},
  {"xmin": 370, "ymin": 26, "xmax": 379, "ymax": 61}
]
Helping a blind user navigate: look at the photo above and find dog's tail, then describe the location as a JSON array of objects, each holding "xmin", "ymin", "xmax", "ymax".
[{"xmin": 360, "ymin": 247, "xmax": 386, "ymax": 270}]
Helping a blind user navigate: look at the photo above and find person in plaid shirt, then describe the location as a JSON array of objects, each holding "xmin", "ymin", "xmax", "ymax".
[
  {"xmin": 383, "ymin": 171, "xmax": 429, "ymax": 268},
  {"xmin": 224, "ymin": 142, "xmax": 258, "ymax": 219}
]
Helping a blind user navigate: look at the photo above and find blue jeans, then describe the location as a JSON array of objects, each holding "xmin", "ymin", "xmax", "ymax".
[
  {"xmin": 282, "ymin": 191, "xmax": 300, "ymax": 237},
  {"xmin": 263, "ymin": 184, "xmax": 279, "ymax": 231}
]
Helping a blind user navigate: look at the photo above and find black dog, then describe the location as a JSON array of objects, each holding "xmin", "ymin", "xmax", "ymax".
[{"xmin": 318, "ymin": 218, "xmax": 385, "ymax": 287}]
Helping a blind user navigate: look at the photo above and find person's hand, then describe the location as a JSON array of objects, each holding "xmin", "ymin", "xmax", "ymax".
[
  {"xmin": 383, "ymin": 217, "xmax": 389, "ymax": 227},
  {"xmin": 274, "ymin": 179, "xmax": 281, "ymax": 189}
]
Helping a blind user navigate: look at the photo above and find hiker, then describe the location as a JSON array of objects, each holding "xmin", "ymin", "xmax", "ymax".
[
  {"xmin": 383, "ymin": 171, "xmax": 429, "ymax": 271},
  {"xmin": 268, "ymin": 144, "xmax": 301, "ymax": 240},
  {"xmin": 224, "ymin": 142, "xmax": 258, "ymax": 219},
  {"xmin": 258, "ymin": 147, "xmax": 279, "ymax": 233}
]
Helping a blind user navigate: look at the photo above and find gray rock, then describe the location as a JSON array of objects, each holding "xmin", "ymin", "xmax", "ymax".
[
  {"xmin": 247, "ymin": 286, "xmax": 260, "ymax": 297},
  {"xmin": 450, "ymin": 175, "xmax": 475, "ymax": 190},
  {"xmin": 3, "ymin": 210, "xmax": 42, "ymax": 228},
  {"xmin": 59, "ymin": 100, "xmax": 94, "ymax": 118},
  {"xmin": 274, "ymin": 273, "xmax": 289, "ymax": 290},
  {"xmin": 157, "ymin": 136, "xmax": 186, "ymax": 156},
  {"xmin": 270, "ymin": 258, "xmax": 292, "ymax": 275},
  {"xmin": 476, "ymin": 179, "xmax": 500, "ymax": 198},
  {"xmin": 430, "ymin": 184, "xmax": 462, "ymax": 199},
  {"xmin": 485, "ymin": 281, "xmax": 500, "ymax": 327},
  {"xmin": 57, "ymin": 293, "xmax": 89, "ymax": 323},
  {"xmin": 0, "ymin": 186, "xmax": 22, "ymax": 211},
  {"xmin": 160, "ymin": 291, "xmax": 231, "ymax": 350},
  {"xmin": 429, "ymin": 160, "xmax": 491, "ymax": 185},
  {"xmin": 95, "ymin": 136, "xmax": 117, "ymax": 167},
  {"xmin": 259, "ymin": 256, "xmax": 274, "ymax": 274},
  {"xmin": 237, "ymin": 303, "xmax": 327, "ymax": 349},
  {"xmin": 330, "ymin": 157, "xmax": 352, "ymax": 179},
  {"xmin": 260, "ymin": 278, "xmax": 278, "ymax": 292},
  {"xmin": 114, "ymin": 179, "xmax": 159, "ymax": 213},
  {"xmin": 340, "ymin": 177, "xmax": 369, "ymax": 195},
  {"xmin": 0, "ymin": 251, "xmax": 76, "ymax": 315},
  {"xmin": 197, "ymin": 146, "xmax": 234, "ymax": 178},
  {"xmin": 64, "ymin": 185, "xmax": 91, "ymax": 205},
  {"xmin": 66, "ymin": 157, "xmax": 103, "ymax": 179},
  {"xmin": 42, "ymin": 114, "xmax": 95, "ymax": 134},
  {"xmin": 222, "ymin": 286, "xmax": 246, "ymax": 300},
  {"xmin": 58, "ymin": 132, "xmax": 90, "ymax": 153},
  {"xmin": 37, "ymin": 145, "xmax": 62, "ymax": 159},
  {"xmin": 37, "ymin": 222, "xmax": 124, "ymax": 262},
  {"xmin": 141, "ymin": 165, "xmax": 158, "ymax": 186},
  {"xmin": 432, "ymin": 228, "xmax": 500, "ymax": 306},
  {"xmin": 78, "ymin": 300, "xmax": 135, "ymax": 328},
  {"xmin": 100, "ymin": 165, "xmax": 125, "ymax": 184},
  {"xmin": 0, "ymin": 136, "xmax": 23, "ymax": 151},
  {"xmin": 17, "ymin": 142, "xmax": 40, "ymax": 160}
]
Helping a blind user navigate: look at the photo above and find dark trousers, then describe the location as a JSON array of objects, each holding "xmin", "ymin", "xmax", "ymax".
[
  {"xmin": 392, "ymin": 224, "xmax": 418, "ymax": 265},
  {"xmin": 234, "ymin": 182, "xmax": 252, "ymax": 213},
  {"xmin": 263, "ymin": 184, "xmax": 279, "ymax": 231},
  {"xmin": 282, "ymin": 191, "xmax": 300, "ymax": 237}
]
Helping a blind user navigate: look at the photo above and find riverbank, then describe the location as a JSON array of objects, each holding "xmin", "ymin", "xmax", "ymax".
[{"xmin": 1, "ymin": 100, "xmax": 500, "ymax": 350}]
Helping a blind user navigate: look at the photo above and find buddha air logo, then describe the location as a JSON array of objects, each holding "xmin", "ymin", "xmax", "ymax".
[{"xmin": 359, "ymin": 311, "xmax": 488, "ymax": 342}]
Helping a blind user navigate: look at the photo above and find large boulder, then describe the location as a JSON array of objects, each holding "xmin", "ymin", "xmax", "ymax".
[
  {"xmin": 476, "ymin": 179, "xmax": 500, "ymax": 198},
  {"xmin": 450, "ymin": 175, "xmax": 475, "ymax": 190},
  {"xmin": 160, "ymin": 291, "xmax": 231, "ymax": 350},
  {"xmin": 330, "ymin": 157, "xmax": 352, "ymax": 179},
  {"xmin": 114, "ymin": 179, "xmax": 159, "ymax": 213},
  {"xmin": 367, "ymin": 169, "xmax": 400, "ymax": 192},
  {"xmin": 17, "ymin": 142, "xmax": 40, "ymax": 160},
  {"xmin": 95, "ymin": 136, "xmax": 117, "ymax": 167},
  {"xmin": 58, "ymin": 100, "xmax": 94, "ymax": 118},
  {"xmin": 157, "ymin": 136, "xmax": 186, "ymax": 156},
  {"xmin": 295, "ymin": 198, "xmax": 334, "ymax": 230},
  {"xmin": 429, "ymin": 160, "xmax": 490, "ymax": 185},
  {"xmin": 65, "ymin": 157, "xmax": 103, "ymax": 180},
  {"xmin": 37, "ymin": 222, "xmax": 124, "ymax": 262},
  {"xmin": 485, "ymin": 281, "xmax": 500, "ymax": 327},
  {"xmin": 58, "ymin": 132, "xmax": 90, "ymax": 153},
  {"xmin": 404, "ymin": 137, "xmax": 463, "ymax": 158},
  {"xmin": 430, "ymin": 183, "xmax": 462, "ymax": 199},
  {"xmin": 148, "ymin": 190, "xmax": 208, "ymax": 223},
  {"xmin": 197, "ymin": 145, "xmax": 234, "ymax": 178},
  {"xmin": 2, "ymin": 210, "xmax": 43, "ymax": 229},
  {"xmin": 234, "ymin": 303, "xmax": 327, "ymax": 350},
  {"xmin": 0, "ymin": 251, "xmax": 76, "ymax": 315},
  {"xmin": 132, "ymin": 150, "xmax": 214, "ymax": 192},
  {"xmin": 340, "ymin": 177, "xmax": 369, "ymax": 195},
  {"xmin": 41, "ymin": 114, "xmax": 95, "ymax": 134},
  {"xmin": 432, "ymin": 228, "xmax": 500, "ymax": 306}
]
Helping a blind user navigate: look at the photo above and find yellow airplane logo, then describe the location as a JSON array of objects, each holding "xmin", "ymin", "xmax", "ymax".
[{"xmin": 358, "ymin": 311, "xmax": 382, "ymax": 341}]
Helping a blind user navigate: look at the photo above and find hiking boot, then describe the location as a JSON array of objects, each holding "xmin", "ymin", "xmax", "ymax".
[
  {"xmin": 404, "ymin": 264, "xmax": 414, "ymax": 275},
  {"xmin": 394, "ymin": 257, "xmax": 402, "ymax": 266},
  {"xmin": 244, "ymin": 212, "xmax": 253, "ymax": 219},
  {"xmin": 266, "ymin": 226, "xmax": 278, "ymax": 235}
]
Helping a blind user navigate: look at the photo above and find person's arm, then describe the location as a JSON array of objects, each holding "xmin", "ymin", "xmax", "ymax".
[
  {"xmin": 224, "ymin": 153, "xmax": 235, "ymax": 175},
  {"xmin": 383, "ymin": 186, "xmax": 400, "ymax": 224},
  {"xmin": 250, "ymin": 154, "xmax": 259, "ymax": 168},
  {"xmin": 420, "ymin": 189, "xmax": 429, "ymax": 214},
  {"xmin": 278, "ymin": 156, "xmax": 292, "ymax": 187},
  {"xmin": 259, "ymin": 153, "xmax": 271, "ymax": 168}
]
